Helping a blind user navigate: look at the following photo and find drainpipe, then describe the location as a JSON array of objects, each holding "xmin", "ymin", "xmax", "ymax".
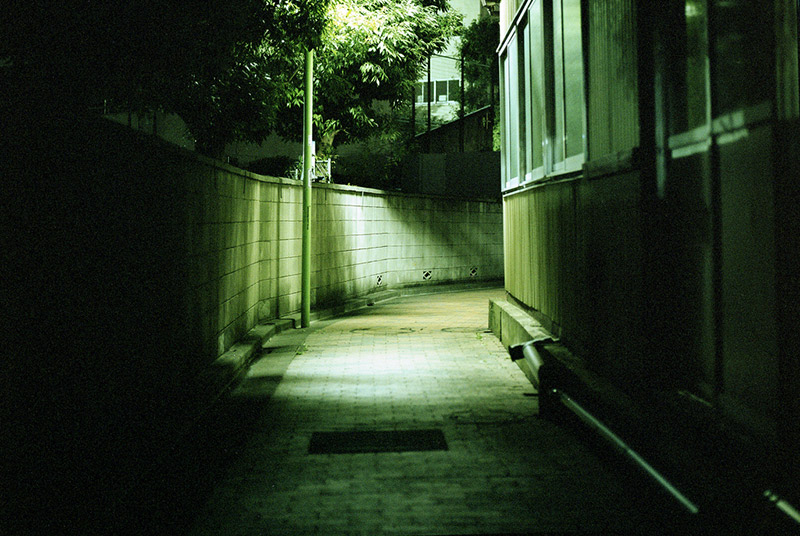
[
  {"xmin": 509, "ymin": 340, "xmax": 699, "ymax": 515},
  {"xmin": 301, "ymin": 48, "xmax": 314, "ymax": 328}
]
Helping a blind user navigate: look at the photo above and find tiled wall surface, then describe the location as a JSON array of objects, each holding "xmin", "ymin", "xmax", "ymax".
[
  {"xmin": 185, "ymin": 157, "xmax": 503, "ymax": 364},
  {"xmin": 6, "ymin": 114, "xmax": 502, "ymax": 528}
]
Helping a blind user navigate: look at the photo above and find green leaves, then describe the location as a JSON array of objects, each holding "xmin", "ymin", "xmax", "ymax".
[
  {"xmin": 459, "ymin": 14, "xmax": 499, "ymax": 114},
  {"xmin": 275, "ymin": 0, "xmax": 462, "ymax": 153},
  {"xmin": 2, "ymin": 0, "xmax": 462, "ymax": 158}
]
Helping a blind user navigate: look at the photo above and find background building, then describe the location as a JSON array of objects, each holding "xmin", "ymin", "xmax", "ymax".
[{"xmin": 414, "ymin": 0, "xmax": 486, "ymax": 131}]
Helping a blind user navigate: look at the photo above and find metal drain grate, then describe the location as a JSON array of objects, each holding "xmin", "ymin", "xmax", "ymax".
[{"xmin": 308, "ymin": 429, "xmax": 447, "ymax": 454}]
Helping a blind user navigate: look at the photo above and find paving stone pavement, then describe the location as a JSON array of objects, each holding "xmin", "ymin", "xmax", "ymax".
[{"xmin": 186, "ymin": 288, "xmax": 666, "ymax": 535}]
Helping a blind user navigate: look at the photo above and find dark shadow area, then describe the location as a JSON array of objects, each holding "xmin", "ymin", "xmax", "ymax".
[
  {"xmin": 108, "ymin": 390, "xmax": 274, "ymax": 535},
  {"xmin": 1, "ymin": 108, "xmax": 235, "ymax": 534}
]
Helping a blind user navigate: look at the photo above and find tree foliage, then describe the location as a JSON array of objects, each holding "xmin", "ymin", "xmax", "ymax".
[
  {"xmin": 459, "ymin": 14, "xmax": 500, "ymax": 113},
  {"xmin": 1, "ymin": 0, "xmax": 330, "ymax": 154},
  {"xmin": 1, "ymin": 0, "xmax": 460, "ymax": 157},
  {"xmin": 276, "ymin": 0, "xmax": 462, "ymax": 156}
]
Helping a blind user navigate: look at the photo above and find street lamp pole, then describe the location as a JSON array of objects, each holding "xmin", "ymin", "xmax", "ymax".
[{"xmin": 301, "ymin": 48, "xmax": 314, "ymax": 328}]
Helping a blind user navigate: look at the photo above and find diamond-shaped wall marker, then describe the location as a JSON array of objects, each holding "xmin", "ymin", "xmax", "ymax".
[
  {"xmin": 422, "ymin": 270, "xmax": 432, "ymax": 280},
  {"xmin": 376, "ymin": 274, "xmax": 383, "ymax": 286},
  {"xmin": 470, "ymin": 267, "xmax": 478, "ymax": 277}
]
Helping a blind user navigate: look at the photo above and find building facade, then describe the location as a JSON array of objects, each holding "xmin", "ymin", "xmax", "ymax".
[
  {"xmin": 414, "ymin": 0, "xmax": 487, "ymax": 130},
  {"xmin": 497, "ymin": 0, "xmax": 799, "ymax": 525}
]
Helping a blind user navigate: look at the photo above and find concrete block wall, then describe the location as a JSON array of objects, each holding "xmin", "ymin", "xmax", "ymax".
[
  {"xmin": 4, "ymin": 113, "xmax": 503, "ymax": 529},
  {"xmin": 6, "ymin": 114, "xmax": 502, "ymax": 371},
  {"xmin": 181, "ymin": 146, "xmax": 503, "ymax": 366},
  {"xmin": 182, "ymin": 162, "xmax": 304, "ymax": 361},
  {"xmin": 312, "ymin": 185, "xmax": 504, "ymax": 308}
]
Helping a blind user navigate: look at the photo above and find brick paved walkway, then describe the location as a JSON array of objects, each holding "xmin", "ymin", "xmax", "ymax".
[{"xmin": 186, "ymin": 288, "xmax": 661, "ymax": 535}]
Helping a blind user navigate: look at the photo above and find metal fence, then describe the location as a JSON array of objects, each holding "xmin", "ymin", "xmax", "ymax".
[
  {"xmin": 411, "ymin": 53, "xmax": 495, "ymax": 137},
  {"xmin": 289, "ymin": 157, "xmax": 332, "ymax": 182}
]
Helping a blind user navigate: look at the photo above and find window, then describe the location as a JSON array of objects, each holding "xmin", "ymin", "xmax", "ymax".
[
  {"xmin": 500, "ymin": 0, "xmax": 585, "ymax": 192},
  {"xmin": 517, "ymin": 15, "xmax": 528, "ymax": 181},
  {"xmin": 436, "ymin": 80, "xmax": 449, "ymax": 102},
  {"xmin": 712, "ymin": 0, "xmax": 774, "ymax": 117},
  {"xmin": 500, "ymin": 50, "xmax": 508, "ymax": 186},
  {"xmin": 561, "ymin": 0, "xmax": 585, "ymax": 166},
  {"xmin": 448, "ymin": 80, "xmax": 461, "ymax": 102},
  {"xmin": 414, "ymin": 80, "xmax": 462, "ymax": 103},
  {"xmin": 529, "ymin": 0, "xmax": 545, "ymax": 178},
  {"xmin": 503, "ymin": 36, "xmax": 520, "ymax": 188},
  {"xmin": 546, "ymin": 0, "xmax": 585, "ymax": 171}
]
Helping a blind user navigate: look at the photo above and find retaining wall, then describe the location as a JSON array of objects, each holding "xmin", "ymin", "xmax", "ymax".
[
  {"xmin": 183, "ymin": 149, "xmax": 504, "ymax": 365},
  {"xmin": 4, "ymin": 113, "xmax": 502, "ymax": 529}
]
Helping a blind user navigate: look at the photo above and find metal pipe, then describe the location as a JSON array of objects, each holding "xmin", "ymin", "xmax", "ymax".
[
  {"xmin": 509, "ymin": 340, "xmax": 546, "ymax": 389},
  {"xmin": 764, "ymin": 490, "xmax": 800, "ymax": 525},
  {"xmin": 301, "ymin": 48, "xmax": 314, "ymax": 328},
  {"xmin": 553, "ymin": 388, "xmax": 700, "ymax": 515}
]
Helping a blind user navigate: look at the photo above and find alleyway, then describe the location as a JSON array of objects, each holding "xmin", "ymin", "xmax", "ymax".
[{"xmin": 136, "ymin": 288, "xmax": 674, "ymax": 535}]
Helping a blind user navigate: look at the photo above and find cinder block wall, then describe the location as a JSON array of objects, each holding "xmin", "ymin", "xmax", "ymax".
[
  {"xmin": 5, "ymin": 114, "xmax": 502, "ymax": 528},
  {"xmin": 5, "ymin": 116, "xmax": 502, "ymax": 372},
  {"xmin": 189, "ymin": 159, "xmax": 503, "ymax": 364},
  {"xmin": 313, "ymin": 186, "xmax": 503, "ymax": 308}
]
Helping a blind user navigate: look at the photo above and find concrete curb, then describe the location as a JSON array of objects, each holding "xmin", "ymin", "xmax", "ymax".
[
  {"xmin": 488, "ymin": 297, "xmax": 555, "ymax": 387},
  {"xmin": 488, "ymin": 296, "xmax": 640, "ymax": 421},
  {"xmin": 198, "ymin": 318, "xmax": 296, "ymax": 407}
]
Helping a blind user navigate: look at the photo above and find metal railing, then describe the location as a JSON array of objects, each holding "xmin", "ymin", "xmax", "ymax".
[{"xmin": 289, "ymin": 158, "xmax": 332, "ymax": 182}]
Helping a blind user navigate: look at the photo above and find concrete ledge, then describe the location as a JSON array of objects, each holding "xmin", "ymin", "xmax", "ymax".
[
  {"xmin": 489, "ymin": 297, "xmax": 556, "ymax": 388},
  {"xmin": 308, "ymin": 289, "xmax": 402, "ymax": 323},
  {"xmin": 489, "ymin": 296, "xmax": 644, "ymax": 428},
  {"xmin": 396, "ymin": 278, "xmax": 503, "ymax": 296},
  {"xmin": 488, "ymin": 296, "xmax": 800, "ymax": 530},
  {"xmin": 197, "ymin": 318, "xmax": 296, "ymax": 407},
  {"xmin": 489, "ymin": 297, "xmax": 553, "ymax": 349}
]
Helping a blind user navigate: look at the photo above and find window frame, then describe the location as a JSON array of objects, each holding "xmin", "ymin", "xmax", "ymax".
[{"xmin": 499, "ymin": 0, "xmax": 586, "ymax": 193}]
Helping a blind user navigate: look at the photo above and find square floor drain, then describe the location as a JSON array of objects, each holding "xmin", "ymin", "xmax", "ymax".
[{"xmin": 308, "ymin": 429, "xmax": 447, "ymax": 454}]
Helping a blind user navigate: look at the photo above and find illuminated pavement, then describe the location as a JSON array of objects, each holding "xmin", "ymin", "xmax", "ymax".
[{"xmin": 185, "ymin": 288, "xmax": 664, "ymax": 535}]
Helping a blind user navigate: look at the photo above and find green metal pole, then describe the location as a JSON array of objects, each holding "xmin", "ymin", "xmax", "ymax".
[{"xmin": 301, "ymin": 48, "xmax": 314, "ymax": 328}]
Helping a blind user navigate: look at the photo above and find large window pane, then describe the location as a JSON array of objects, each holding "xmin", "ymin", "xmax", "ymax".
[
  {"xmin": 436, "ymin": 80, "xmax": 448, "ymax": 102},
  {"xmin": 713, "ymin": 0, "xmax": 774, "ymax": 115},
  {"xmin": 530, "ymin": 0, "xmax": 545, "ymax": 173},
  {"xmin": 508, "ymin": 38, "xmax": 519, "ymax": 180},
  {"xmin": 685, "ymin": 0, "xmax": 710, "ymax": 130},
  {"xmin": 448, "ymin": 80, "xmax": 460, "ymax": 103},
  {"xmin": 563, "ymin": 0, "xmax": 585, "ymax": 159},
  {"xmin": 667, "ymin": 1, "xmax": 710, "ymax": 135},
  {"xmin": 500, "ymin": 52, "xmax": 508, "ymax": 186},
  {"xmin": 551, "ymin": 0, "xmax": 566, "ymax": 168},
  {"xmin": 518, "ymin": 16, "xmax": 528, "ymax": 179}
]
